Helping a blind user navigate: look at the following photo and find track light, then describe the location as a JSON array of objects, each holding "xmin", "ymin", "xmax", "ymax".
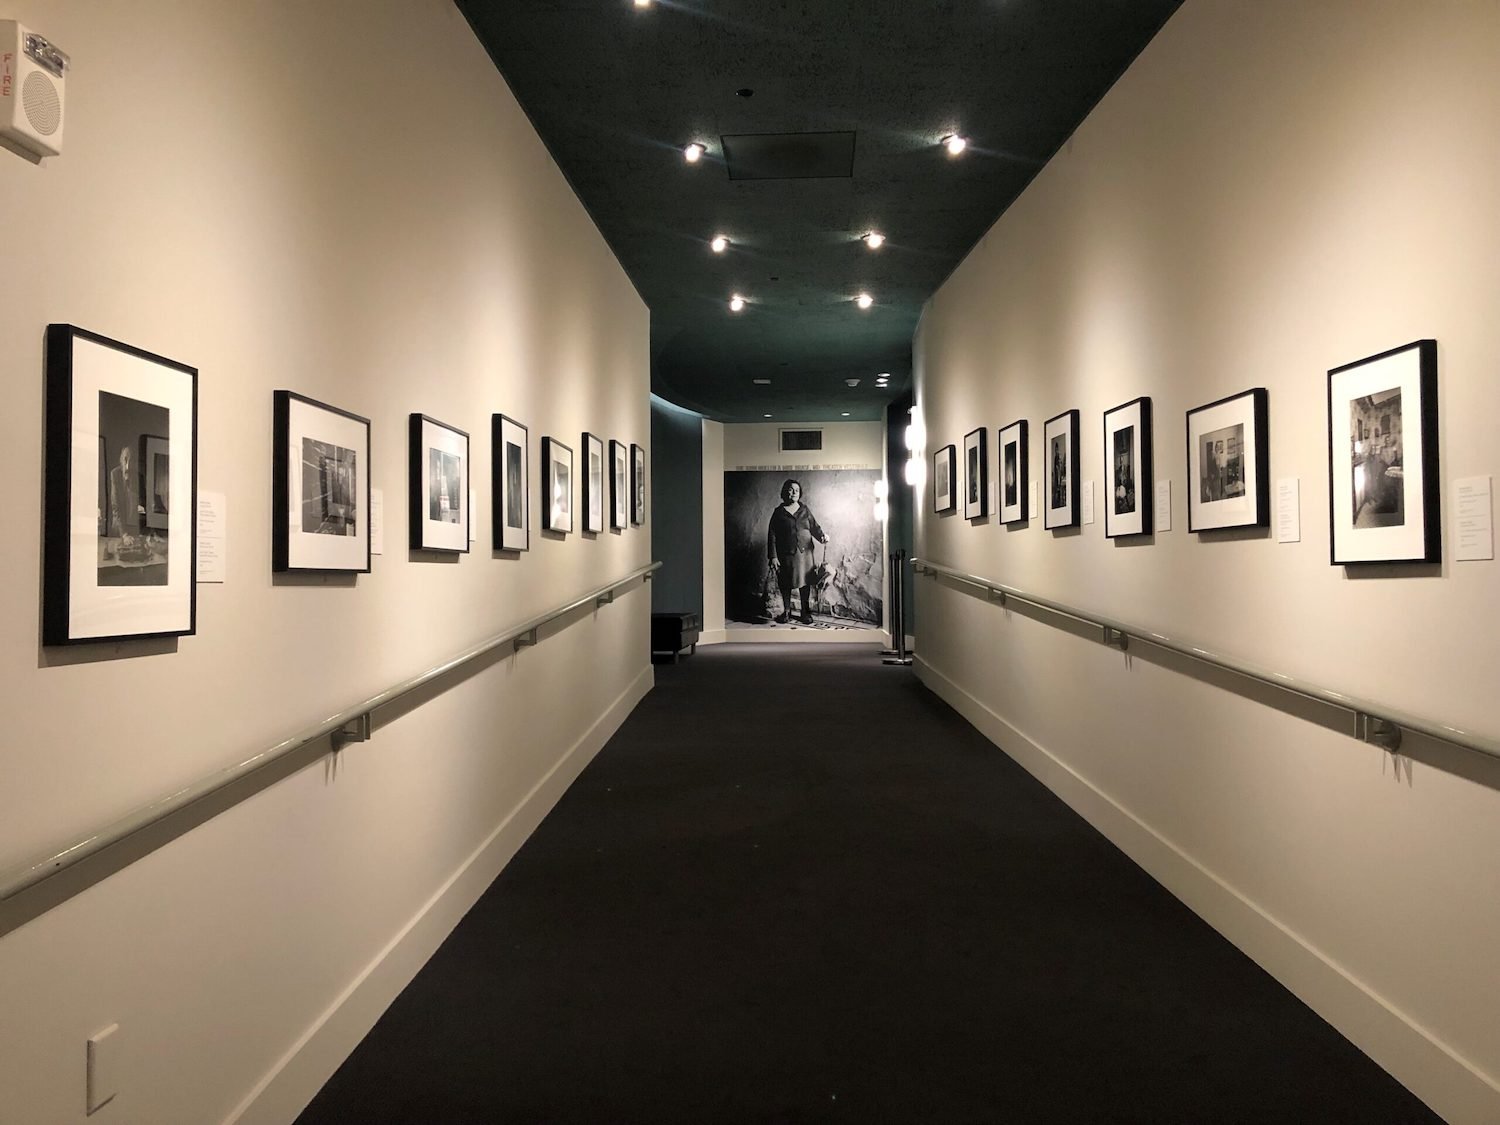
[
  {"xmin": 943, "ymin": 134, "xmax": 967, "ymax": 156},
  {"xmin": 729, "ymin": 294, "xmax": 746, "ymax": 312},
  {"xmin": 684, "ymin": 142, "xmax": 705, "ymax": 163},
  {"xmin": 855, "ymin": 293, "xmax": 874, "ymax": 310},
  {"xmin": 710, "ymin": 235, "xmax": 729, "ymax": 253},
  {"xmin": 863, "ymin": 231, "xmax": 885, "ymax": 249}
]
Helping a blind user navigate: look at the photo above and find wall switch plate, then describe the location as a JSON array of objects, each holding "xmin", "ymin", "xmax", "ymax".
[{"xmin": 86, "ymin": 1023, "xmax": 119, "ymax": 1114}]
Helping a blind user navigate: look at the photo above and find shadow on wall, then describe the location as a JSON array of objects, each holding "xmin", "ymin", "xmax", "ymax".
[{"xmin": 724, "ymin": 469, "xmax": 883, "ymax": 625}]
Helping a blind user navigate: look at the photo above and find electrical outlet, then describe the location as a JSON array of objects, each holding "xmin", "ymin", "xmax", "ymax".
[{"xmin": 86, "ymin": 1024, "xmax": 119, "ymax": 1115}]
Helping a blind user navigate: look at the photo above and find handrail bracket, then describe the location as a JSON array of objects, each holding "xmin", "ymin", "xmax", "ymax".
[
  {"xmin": 334, "ymin": 713, "xmax": 372, "ymax": 749},
  {"xmin": 1103, "ymin": 626, "xmax": 1129, "ymax": 651},
  {"xmin": 596, "ymin": 590, "xmax": 615, "ymax": 607},
  {"xmin": 986, "ymin": 587, "xmax": 1006, "ymax": 605},
  {"xmin": 1356, "ymin": 712, "xmax": 1403, "ymax": 754},
  {"xmin": 514, "ymin": 627, "xmax": 540, "ymax": 649}
]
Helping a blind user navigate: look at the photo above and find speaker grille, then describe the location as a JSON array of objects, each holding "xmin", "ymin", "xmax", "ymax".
[{"xmin": 23, "ymin": 71, "xmax": 61, "ymax": 136}]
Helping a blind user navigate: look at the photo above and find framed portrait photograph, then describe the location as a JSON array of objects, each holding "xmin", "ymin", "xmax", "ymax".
[
  {"xmin": 273, "ymin": 391, "xmax": 371, "ymax": 573},
  {"xmin": 1186, "ymin": 388, "xmax": 1268, "ymax": 532},
  {"xmin": 610, "ymin": 439, "xmax": 628, "ymax": 530},
  {"xmin": 582, "ymin": 431, "xmax": 604, "ymax": 533},
  {"xmin": 1044, "ymin": 409, "xmax": 1080, "ymax": 530},
  {"xmin": 1327, "ymin": 339, "xmax": 1439, "ymax": 565},
  {"xmin": 492, "ymin": 413, "xmax": 529, "ymax": 552},
  {"xmin": 963, "ymin": 426, "xmax": 988, "ymax": 520},
  {"xmin": 630, "ymin": 442, "xmax": 646, "ymax": 526},
  {"xmin": 409, "ymin": 414, "xmax": 470, "ymax": 553},
  {"xmin": 1103, "ymin": 397, "xmax": 1153, "ymax": 538},
  {"xmin": 43, "ymin": 324, "xmax": 198, "ymax": 645},
  {"xmin": 933, "ymin": 445, "xmax": 956, "ymax": 513},
  {"xmin": 998, "ymin": 420, "xmax": 1028, "ymax": 524},
  {"xmin": 543, "ymin": 436, "xmax": 573, "ymax": 533}
]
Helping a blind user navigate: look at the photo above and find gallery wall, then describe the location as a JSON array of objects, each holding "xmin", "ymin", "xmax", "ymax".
[
  {"xmin": 701, "ymin": 421, "xmax": 887, "ymax": 643},
  {"xmin": 913, "ymin": 2, "xmax": 1500, "ymax": 1121},
  {"xmin": 649, "ymin": 394, "xmax": 704, "ymax": 619},
  {"xmin": 0, "ymin": 3, "xmax": 650, "ymax": 1123}
]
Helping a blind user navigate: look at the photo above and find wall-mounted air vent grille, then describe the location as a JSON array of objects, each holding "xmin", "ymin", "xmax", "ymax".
[{"xmin": 779, "ymin": 429, "xmax": 823, "ymax": 452}]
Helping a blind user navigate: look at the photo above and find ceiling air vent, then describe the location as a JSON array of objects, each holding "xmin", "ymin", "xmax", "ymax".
[
  {"xmin": 721, "ymin": 131, "xmax": 856, "ymax": 181},
  {"xmin": 779, "ymin": 429, "xmax": 823, "ymax": 452}
]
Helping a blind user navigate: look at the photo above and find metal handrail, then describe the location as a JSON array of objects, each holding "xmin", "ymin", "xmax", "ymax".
[
  {"xmin": 0, "ymin": 561, "xmax": 661, "ymax": 907},
  {"xmin": 912, "ymin": 557, "xmax": 1500, "ymax": 763}
]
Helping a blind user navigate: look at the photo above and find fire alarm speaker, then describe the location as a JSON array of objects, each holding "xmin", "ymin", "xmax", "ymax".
[{"xmin": 0, "ymin": 21, "xmax": 68, "ymax": 158}]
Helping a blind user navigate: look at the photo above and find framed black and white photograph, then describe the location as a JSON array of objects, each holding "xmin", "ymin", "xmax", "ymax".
[
  {"xmin": 273, "ymin": 391, "xmax": 371, "ymax": 573},
  {"xmin": 582, "ymin": 431, "xmax": 604, "ymax": 534},
  {"xmin": 998, "ymin": 420, "xmax": 1028, "ymax": 524},
  {"xmin": 963, "ymin": 426, "xmax": 988, "ymax": 520},
  {"xmin": 1103, "ymin": 397, "xmax": 1153, "ymax": 538},
  {"xmin": 43, "ymin": 324, "xmax": 198, "ymax": 645},
  {"xmin": 492, "ymin": 413, "xmax": 529, "ymax": 552},
  {"xmin": 1328, "ymin": 339, "xmax": 1439, "ymax": 565},
  {"xmin": 610, "ymin": 439, "xmax": 628, "ymax": 530},
  {"xmin": 543, "ymin": 436, "xmax": 573, "ymax": 533},
  {"xmin": 933, "ymin": 444, "xmax": 956, "ymax": 514},
  {"xmin": 1044, "ymin": 409, "xmax": 1080, "ymax": 530},
  {"xmin": 1186, "ymin": 388, "xmax": 1268, "ymax": 533},
  {"xmin": 630, "ymin": 442, "xmax": 646, "ymax": 526},
  {"xmin": 409, "ymin": 414, "xmax": 469, "ymax": 553}
]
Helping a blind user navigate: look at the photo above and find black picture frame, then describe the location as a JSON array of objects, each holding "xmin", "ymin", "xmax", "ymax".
[
  {"xmin": 1043, "ymin": 409, "xmax": 1080, "ymax": 530},
  {"xmin": 933, "ymin": 444, "xmax": 956, "ymax": 514},
  {"xmin": 409, "ymin": 413, "xmax": 470, "ymax": 553},
  {"xmin": 1327, "ymin": 339, "xmax": 1440, "ymax": 565},
  {"xmin": 630, "ymin": 442, "xmax": 646, "ymax": 526},
  {"xmin": 998, "ymin": 420, "xmax": 1029, "ymax": 524},
  {"xmin": 542, "ymin": 436, "xmax": 574, "ymax": 533},
  {"xmin": 963, "ymin": 426, "xmax": 988, "ymax": 520},
  {"xmin": 609, "ymin": 439, "xmax": 628, "ymax": 530},
  {"xmin": 1102, "ymin": 396, "xmax": 1153, "ymax": 539},
  {"xmin": 273, "ymin": 391, "xmax": 372, "ymax": 573},
  {"xmin": 1186, "ymin": 388, "xmax": 1269, "ymax": 532},
  {"xmin": 582, "ymin": 431, "xmax": 604, "ymax": 534},
  {"xmin": 43, "ymin": 324, "xmax": 198, "ymax": 646},
  {"xmin": 492, "ymin": 413, "xmax": 529, "ymax": 552}
]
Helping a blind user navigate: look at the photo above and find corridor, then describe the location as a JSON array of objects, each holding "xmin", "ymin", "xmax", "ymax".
[{"xmin": 296, "ymin": 645, "xmax": 1436, "ymax": 1124}]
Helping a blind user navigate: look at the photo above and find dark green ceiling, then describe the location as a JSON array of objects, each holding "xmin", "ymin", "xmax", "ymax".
[{"xmin": 458, "ymin": 0, "xmax": 1181, "ymax": 422}]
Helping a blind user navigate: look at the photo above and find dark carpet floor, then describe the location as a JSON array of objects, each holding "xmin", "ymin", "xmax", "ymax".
[{"xmin": 296, "ymin": 644, "xmax": 1440, "ymax": 1125}]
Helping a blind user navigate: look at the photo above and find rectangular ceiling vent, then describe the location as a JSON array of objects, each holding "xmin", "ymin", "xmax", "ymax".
[
  {"xmin": 722, "ymin": 131, "xmax": 855, "ymax": 181},
  {"xmin": 779, "ymin": 428, "xmax": 823, "ymax": 452}
]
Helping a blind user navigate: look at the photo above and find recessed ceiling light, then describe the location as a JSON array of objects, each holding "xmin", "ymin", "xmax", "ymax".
[
  {"xmin": 633, "ymin": 0, "xmax": 652, "ymax": 7},
  {"xmin": 764, "ymin": 413, "xmax": 773, "ymax": 418},
  {"xmin": 863, "ymin": 231, "xmax": 885, "ymax": 249},
  {"xmin": 710, "ymin": 235, "xmax": 729, "ymax": 253},
  {"xmin": 736, "ymin": 88, "xmax": 754, "ymax": 98},
  {"xmin": 729, "ymin": 294, "xmax": 746, "ymax": 312},
  {"xmin": 855, "ymin": 292, "xmax": 874, "ymax": 309},
  {"xmin": 753, "ymin": 378, "xmax": 771, "ymax": 385},
  {"xmin": 684, "ymin": 142, "xmax": 705, "ymax": 163},
  {"xmin": 943, "ymin": 134, "xmax": 968, "ymax": 156},
  {"xmin": 842, "ymin": 412, "xmax": 851, "ymax": 417}
]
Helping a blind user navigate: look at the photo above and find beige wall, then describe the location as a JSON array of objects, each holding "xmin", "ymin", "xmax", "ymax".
[
  {"xmin": 0, "ymin": 2, "xmax": 650, "ymax": 1122},
  {"xmin": 914, "ymin": 2, "xmax": 1500, "ymax": 1121}
]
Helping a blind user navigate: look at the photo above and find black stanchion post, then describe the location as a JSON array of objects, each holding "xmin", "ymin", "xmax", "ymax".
[{"xmin": 883, "ymin": 550, "xmax": 912, "ymax": 666}]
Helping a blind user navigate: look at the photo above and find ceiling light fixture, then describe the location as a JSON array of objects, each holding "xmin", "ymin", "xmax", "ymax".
[
  {"xmin": 683, "ymin": 142, "xmax": 705, "ymax": 163},
  {"xmin": 729, "ymin": 294, "xmax": 746, "ymax": 312},
  {"xmin": 633, "ymin": 0, "xmax": 652, "ymax": 7},
  {"xmin": 855, "ymin": 292, "xmax": 874, "ymax": 309},
  {"xmin": 710, "ymin": 235, "xmax": 729, "ymax": 253},
  {"xmin": 863, "ymin": 231, "xmax": 885, "ymax": 250},
  {"xmin": 764, "ymin": 413, "xmax": 773, "ymax": 418},
  {"xmin": 842, "ymin": 412, "xmax": 851, "ymax": 417},
  {"xmin": 943, "ymin": 134, "xmax": 968, "ymax": 156},
  {"xmin": 753, "ymin": 378, "xmax": 771, "ymax": 385}
]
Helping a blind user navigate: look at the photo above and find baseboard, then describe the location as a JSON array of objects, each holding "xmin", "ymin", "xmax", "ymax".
[
  {"xmin": 699, "ymin": 628, "xmax": 727, "ymax": 646},
  {"xmin": 226, "ymin": 663, "xmax": 656, "ymax": 1125},
  {"xmin": 915, "ymin": 654, "xmax": 1500, "ymax": 1125}
]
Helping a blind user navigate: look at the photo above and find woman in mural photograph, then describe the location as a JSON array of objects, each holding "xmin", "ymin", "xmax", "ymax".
[{"xmin": 766, "ymin": 478, "xmax": 828, "ymax": 625}]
